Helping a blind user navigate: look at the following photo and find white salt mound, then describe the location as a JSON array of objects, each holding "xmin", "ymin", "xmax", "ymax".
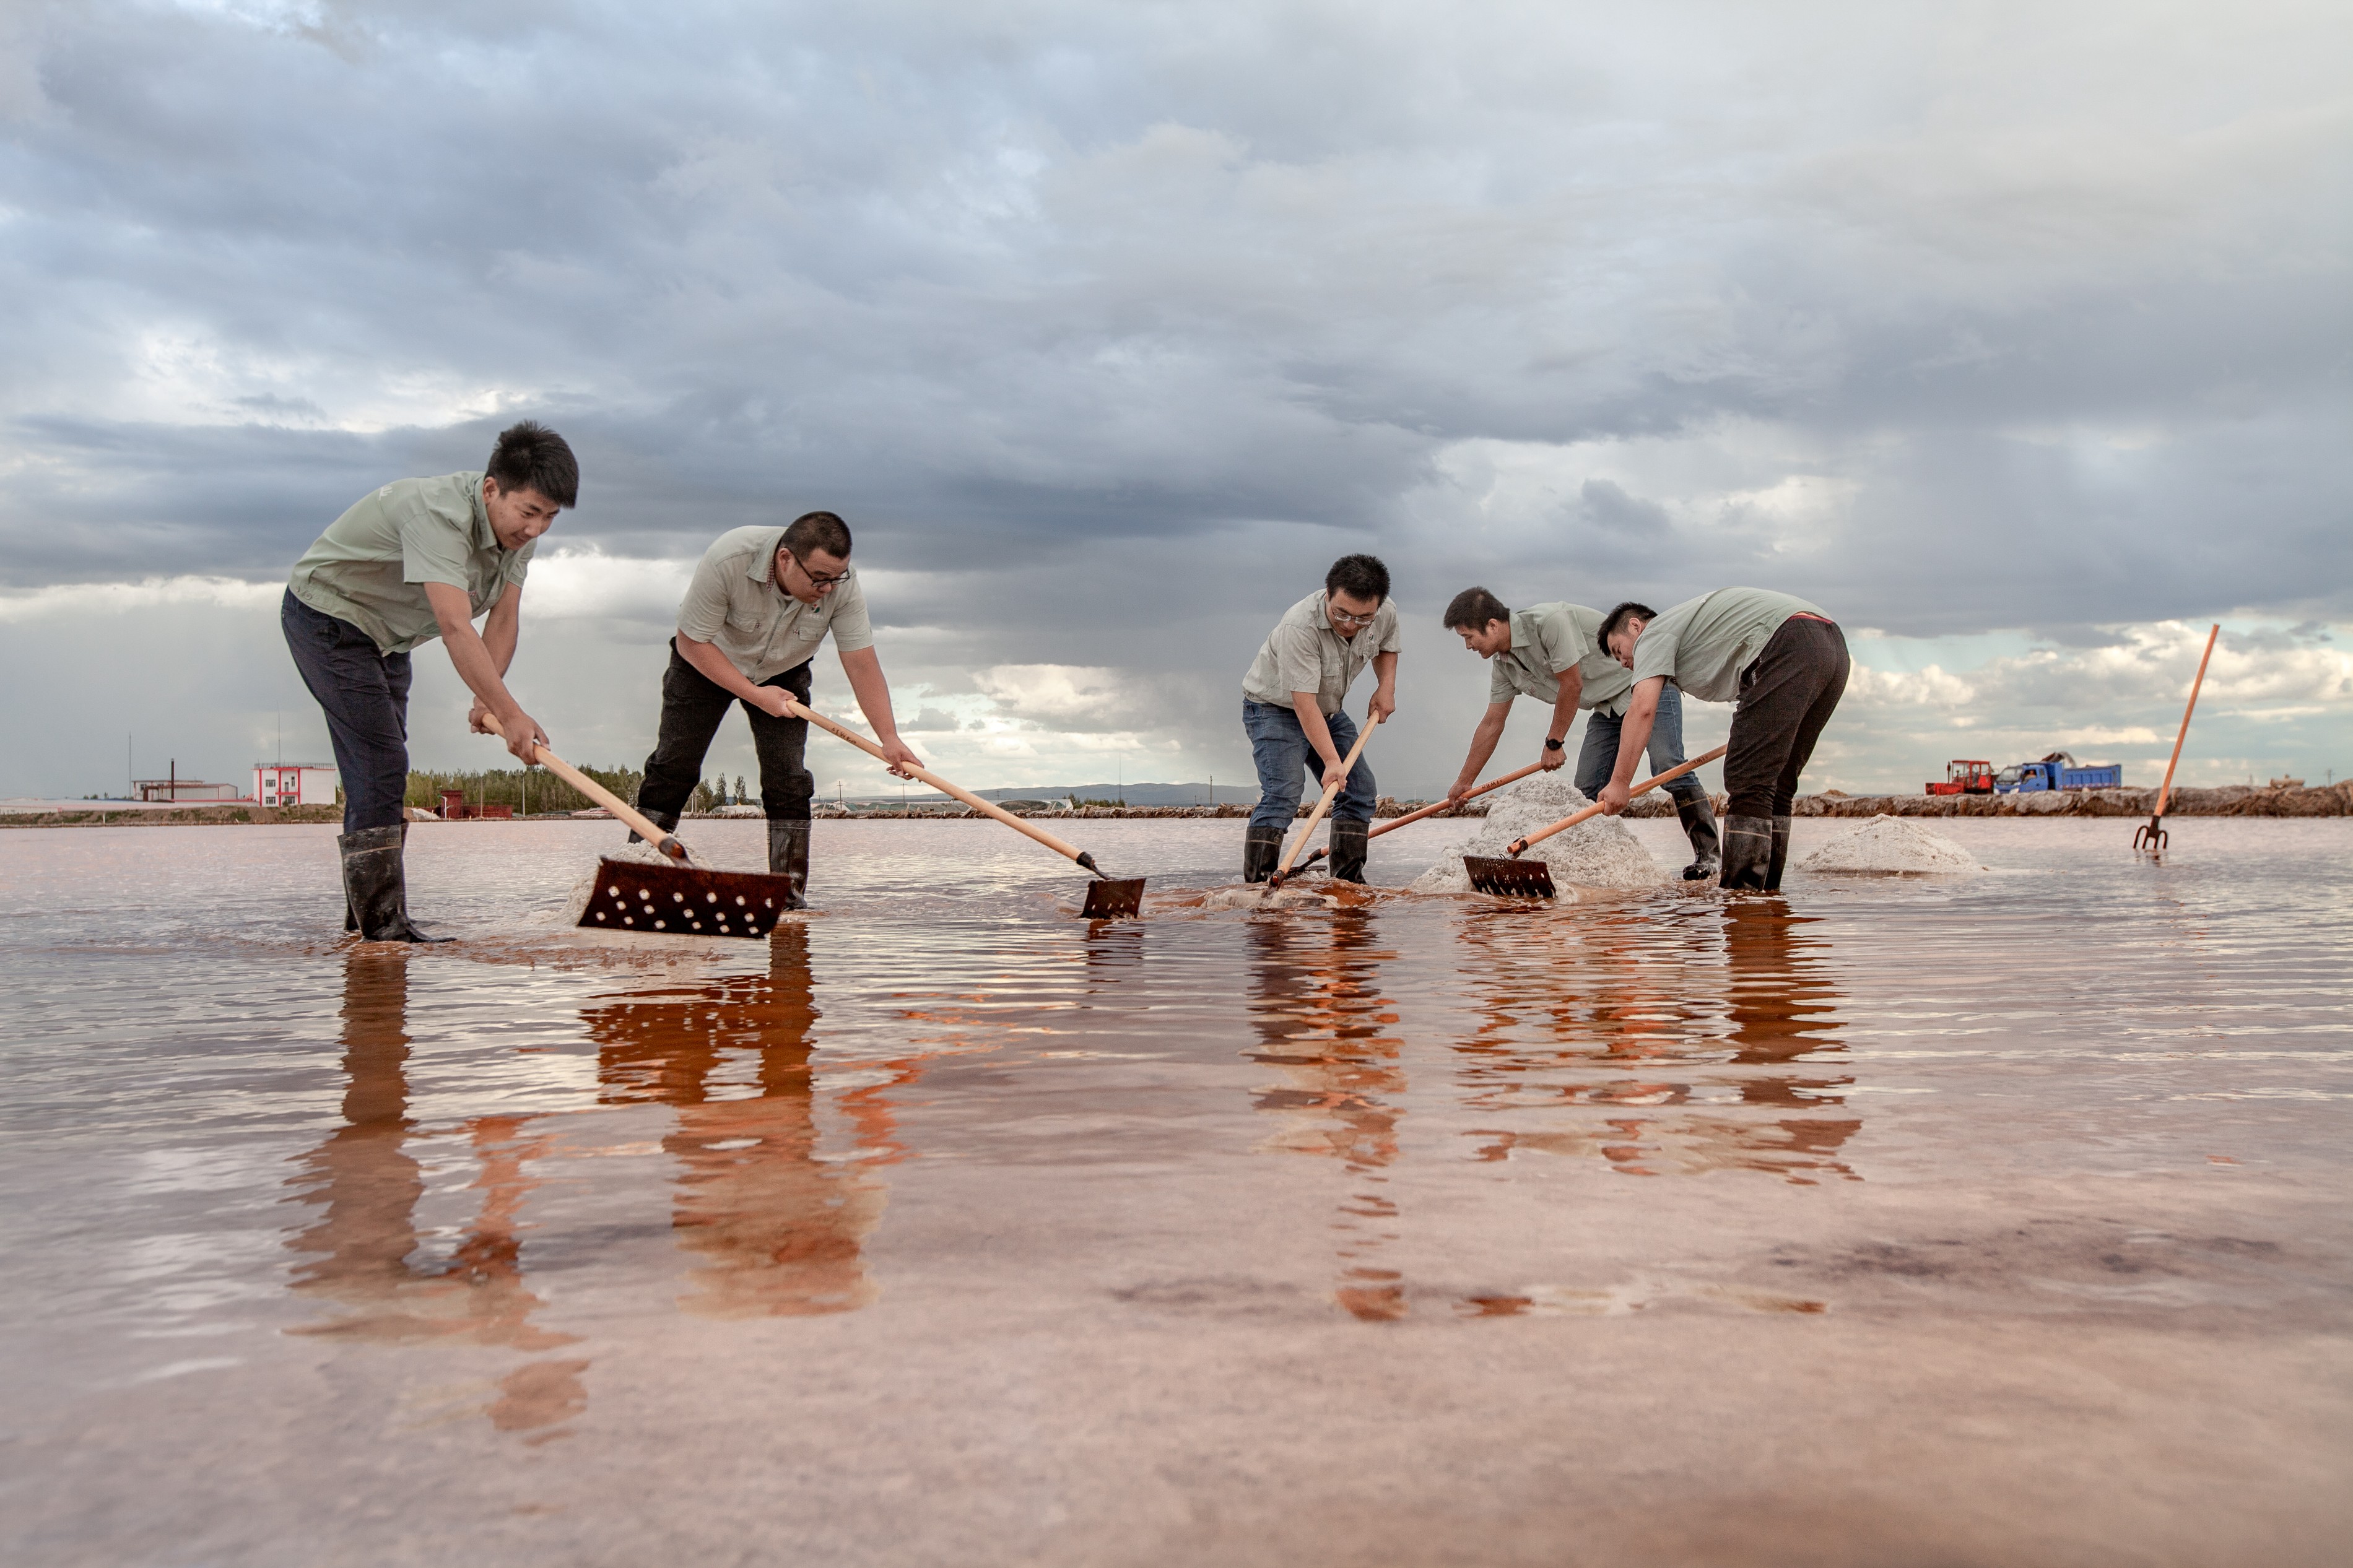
[
  {"xmin": 1407, "ymin": 776, "xmax": 1664, "ymax": 895},
  {"xmin": 1799, "ymin": 815, "xmax": 1981, "ymax": 875}
]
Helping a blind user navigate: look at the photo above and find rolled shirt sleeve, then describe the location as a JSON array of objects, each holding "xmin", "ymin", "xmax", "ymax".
[
  {"xmin": 825, "ymin": 575, "xmax": 875, "ymax": 653},
  {"xmin": 676, "ymin": 547, "xmax": 737, "ymax": 644}
]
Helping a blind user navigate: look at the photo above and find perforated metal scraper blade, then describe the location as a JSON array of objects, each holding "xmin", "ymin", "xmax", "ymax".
[
  {"xmin": 577, "ymin": 856, "xmax": 795, "ymax": 939},
  {"xmin": 1462, "ymin": 855, "xmax": 1557, "ymax": 899},
  {"xmin": 1079, "ymin": 878, "xmax": 1147, "ymax": 919}
]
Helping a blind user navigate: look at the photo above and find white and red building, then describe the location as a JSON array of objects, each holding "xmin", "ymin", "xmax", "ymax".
[{"xmin": 253, "ymin": 763, "xmax": 339, "ymax": 808}]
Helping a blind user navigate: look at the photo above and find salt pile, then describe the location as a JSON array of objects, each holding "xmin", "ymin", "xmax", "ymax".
[
  {"xmin": 1406, "ymin": 775, "xmax": 1664, "ymax": 895},
  {"xmin": 1799, "ymin": 815, "xmax": 1981, "ymax": 875}
]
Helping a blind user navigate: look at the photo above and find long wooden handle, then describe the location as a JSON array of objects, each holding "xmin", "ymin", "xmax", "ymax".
[
  {"xmin": 780, "ymin": 696, "xmax": 1108, "ymax": 875},
  {"xmin": 1375, "ymin": 761, "xmax": 1546, "ymax": 839},
  {"xmin": 2151, "ymin": 623, "xmax": 2219, "ymax": 821},
  {"xmin": 477, "ymin": 714, "xmax": 690, "ymax": 862},
  {"xmin": 1508, "ymin": 745, "xmax": 1728, "ymax": 855},
  {"xmin": 1271, "ymin": 714, "xmax": 1382, "ymax": 885}
]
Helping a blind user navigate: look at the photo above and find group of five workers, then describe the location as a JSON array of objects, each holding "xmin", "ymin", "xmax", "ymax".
[{"xmin": 282, "ymin": 424, "xmax": 1848, "ymax": 940}]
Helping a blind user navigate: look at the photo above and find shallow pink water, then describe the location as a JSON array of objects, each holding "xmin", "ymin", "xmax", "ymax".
[{"xmin": 2, "ymin": 816, "xmax": 2347, "ymax": 1564}]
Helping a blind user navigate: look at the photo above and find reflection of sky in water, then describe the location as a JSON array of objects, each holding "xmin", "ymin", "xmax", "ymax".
[{"xmin": 2, "ymin": 815, "xmax": 2349, "ymax": 1453}]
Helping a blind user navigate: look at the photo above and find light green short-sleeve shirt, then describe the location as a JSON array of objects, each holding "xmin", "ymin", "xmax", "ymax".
[
  {"xmin": 1631, "ymin": 587, "xmax": 1828, "ymax": 703},
  {"xmin": 287, "ymin": 471, "xmax": 534, "ymax": 654},
  {"xmin": 1242, "ymin": 591, "xmax": 1403, "ymax": 713},
  {"xmin": 1487, "ymin": 602, "xmax": 1637, "ymax": 716},
  {"xmin": 677, "ymin": 526, "xmax": 876, "ymax": 683}
]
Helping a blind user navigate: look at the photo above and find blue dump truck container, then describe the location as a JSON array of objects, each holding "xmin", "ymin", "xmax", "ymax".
[{"xmin": 1993, "ymin": 753, "xmax": 2124, "ymax": 793}]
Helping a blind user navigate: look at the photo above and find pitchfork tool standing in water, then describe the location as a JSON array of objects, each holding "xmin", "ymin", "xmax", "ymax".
[
  {"xmin": 479, "ymin": 715, "xmax": 799, "ymax": 940},
  {"xmin": 1463, "ymin": 745, "xmax": 1729, "ymax": 899},
  {"xmin": 1288, "ymin": 761, "xmax": 1544, "ymax": 877},
  {"xmin": 2135, "ymin": 622, "xmax": 2219, "ymax": 856},
  {"xmin": 779, "ymin": 696, "xmax": 1146, "ymax": 918}
]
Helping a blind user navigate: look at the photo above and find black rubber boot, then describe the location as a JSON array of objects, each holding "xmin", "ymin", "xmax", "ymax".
[
  {"xmin": 1718, "ymin": 815, "xmax": 1773, "ymax": 892},
  {"xmin": 1328, "ymin": 819, "xmax": 1370, "ymax": 884},
  {"xmin": 337, "ymin": 825, "xmax": 447, "ymax": 942},
  {"xmin": 1676, "ymin": 798, "xmax": 1721, "ymax": 882},
  {"xmin": 768, "ymin": 820, "xmax": 810, "ymax": 910},
  {"xmin": 1242, "ymin": 825, "xmax": 1284, "ymax": 884},
  {"xmin": 626, "ymin": 807, "xmax": 681, "ymax": 846},
  {"xmin": 1765, "ymin": 815, "xmax": 1793, "ymax": 892}
]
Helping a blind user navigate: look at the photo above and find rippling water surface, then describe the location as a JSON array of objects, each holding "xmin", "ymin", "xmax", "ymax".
[{"xmin": 3, "ymin": 816, "xmax": 2348, "ymax": 1564}]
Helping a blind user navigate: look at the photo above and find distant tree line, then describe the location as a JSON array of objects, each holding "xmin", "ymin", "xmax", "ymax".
[{"xmin": 403, "ymin": 768, "xmax": 757, "ymax": 815}]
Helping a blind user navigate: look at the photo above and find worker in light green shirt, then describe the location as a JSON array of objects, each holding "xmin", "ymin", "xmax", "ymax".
[
  {"xmin": 1439, "ymin": 587, "xmax": 1720, "ymax": 880},
  {"xmin": 1597, "ymin": 588, "xmax": 1850, "ymax": 891},
  {"xmin": 281, "ymin": 421, "xmax": 578, "ymax": 940}
]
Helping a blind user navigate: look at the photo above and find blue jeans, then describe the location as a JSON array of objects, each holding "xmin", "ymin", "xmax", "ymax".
[
  {"xmin": 1575, "ymin": 682, "xmax": 1707, "ymax": 808},
  {"xmin": 1244, "ymin": 700, "xmax": 1378, "ymax": 831},
  {"xmin": 282, "ymin": 588, "xmax": 411, "ymax": 833}
]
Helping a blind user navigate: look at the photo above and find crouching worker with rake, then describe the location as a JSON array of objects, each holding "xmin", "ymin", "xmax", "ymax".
[
  {"xmin": 1596, "ymin": 590, "xmax": 1849, "ymax": 891},
  {"xmin": 1439, "ymin": 587, "xmax": 1721, "ymax": 881},
  {"xmin": 632, "ymin": 511, "xmax": 921, "ymax": 908},
  {"xmin": 282, "ymin": 421, "xmax": 578, "ymax": 941},
  {"xmin": 1238, "ymin": 553, "xmax": 1399, "ymax": 885}
]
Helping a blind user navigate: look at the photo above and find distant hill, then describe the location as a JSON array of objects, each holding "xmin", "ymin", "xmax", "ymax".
[{"xmin": 838, "ymin": 781, "xmax": 1259, "ymax": 807}]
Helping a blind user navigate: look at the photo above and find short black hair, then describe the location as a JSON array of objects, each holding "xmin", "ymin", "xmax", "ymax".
[
  {"xmin": 1325, "ymin": 553, "xmax": 1390, "ymax": 605},
  {"xmin": 782, "ymin": 510, "xmax": 853, "ymax": 560},
  {"xmin": 485, "ymin": 421, "xmax": 578, "ymax": 509},
  {"xmin": 1598, "ymin": 601, "xmax": 1658, "ymax": 646},
  {"xmin": 1443, "ymin": 587, "xmax": 1510, "ymax": 631}
]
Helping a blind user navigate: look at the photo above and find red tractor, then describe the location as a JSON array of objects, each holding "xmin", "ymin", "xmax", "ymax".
[{"xmin": 1926, "ymin": 760, "xmax": 1994, "ymax": 796}]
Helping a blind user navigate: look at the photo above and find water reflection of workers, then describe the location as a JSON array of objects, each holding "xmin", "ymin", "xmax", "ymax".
[
  {"xmin": 1720, "ymin": 898, "xmax": 1859, "ymax": 1176},
  {"xmin": 284, "ymin": 949, "xmax": 585, "ymax": 1436},
  {"xmin": 584, "ymin": 924, "xmax": 886, "ymax": 1317},
  {"xmin": 1245, "ymin": 912, "xmax": 1409, "ymax": 1320}
]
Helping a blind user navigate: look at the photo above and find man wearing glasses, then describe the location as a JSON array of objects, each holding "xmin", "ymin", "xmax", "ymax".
[
  {"xmin": 632, "ymin": 511, "xmax": 921, "ymax": 906},
  {"xmin": 1239, "ymin": 553, "xmax": 1400, "ymax": 883}
]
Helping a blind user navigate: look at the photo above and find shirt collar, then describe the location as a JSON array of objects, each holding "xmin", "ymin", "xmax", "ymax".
[
  {"xmin": 1506, "ymin": 607, "xmax": 1541, "ymax": 657},
  {"xmin": 469, "ymin": 477, "xmax": 499, "ymax": 553},
  {"xmin": 750, "ymin": 527, "xmax": 786, "ymax": 586}
]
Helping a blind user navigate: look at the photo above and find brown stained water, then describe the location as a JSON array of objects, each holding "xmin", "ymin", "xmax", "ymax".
[{"xmin": 2, "ymin": 816, "xmax": 2350, "ymax": 1565}]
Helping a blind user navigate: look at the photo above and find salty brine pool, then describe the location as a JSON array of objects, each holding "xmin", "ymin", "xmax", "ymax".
[{"xmin": 2, "ymin": 816, "xmax": 2348, "ymax": 1566}]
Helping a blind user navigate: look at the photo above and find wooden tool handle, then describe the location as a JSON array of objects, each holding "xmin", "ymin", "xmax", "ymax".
[
  {"xmin": 2151, "ymin": 623, "xmax": 2219, "ymax": 821},
  {"xmin": 1374, "ymin": 761, "xmax": 1546, "ymax": 839},
  {"xmin": 477, "ymin": 714, "xmax": 690, "ymax": 862},
  {"xmin": 1290, "ymin": 759, "xmax": 1548, "ymax": 874},
  {"xmin": 780, "ymin": 697, "xmax": 1105, "ymax": 874},
  {"xmin": 1269, "ymin": 714, "xmax": 1383, "ymax": 886},
  {"xmin": 1508, "ymin": 744, "xmax": 1728, "ymax": 855}
]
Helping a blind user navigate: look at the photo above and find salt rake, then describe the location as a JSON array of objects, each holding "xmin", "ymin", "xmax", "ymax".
[
  {"xmin": 779, "ymin": 697, "xmax": 1146, "ymax": 919},
  {"xmin": 2134, "ymin": 622, "xmax": 2219, "ymax": 856},
  {"xmin": 479, "ymin": 716, "xmax": 796, "ymax": 941},
  {"xmin": 1463, "ymin": 745, "xmax": 1729, "ymax": 900},
  {"xmin": 1287, "ymin": 760, "xmax": 1544, "ymax": 877},
  {"xmin": 1266, "ymin": 713, "xmax": 1383, "ymax": 892}
]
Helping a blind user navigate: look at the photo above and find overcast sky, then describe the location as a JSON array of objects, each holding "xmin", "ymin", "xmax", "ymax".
[{"xmin": 2, "ymin": 0, "xmax": 2347, "ymax": 800}]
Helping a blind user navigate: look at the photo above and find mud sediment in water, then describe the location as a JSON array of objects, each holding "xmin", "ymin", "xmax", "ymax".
[
  {"xmin": 1407, "ymin": 777, "xmax": 1664, "ymax": 894},
  {"xmin": 1799, "ymin": 814, "xmax": 1982, "ymax": 874}
]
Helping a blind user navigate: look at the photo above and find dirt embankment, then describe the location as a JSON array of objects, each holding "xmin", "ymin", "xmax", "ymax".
[
  {"xmin": 1, "ymin": 803, "xmax": 346, "ymax": 829},
  {"xmin": 1790, "ymin": 782, "xmax": 2353, "ymax": 818}
]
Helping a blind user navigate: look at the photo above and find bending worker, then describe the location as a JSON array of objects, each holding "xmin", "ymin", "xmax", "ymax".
[
  {"xmin": 282, "ymin": 421, "xmax": 578, "ymax": 940},
  {"xmin": 1596, "ymin": 589, "xmax": 1849, "ymax": 891},
  {"xmin": 632, "ymin": 511, "xmax": 920, "ymax": 908},
  {"xmin": 1240, "ymin": 553, "xmax": 1399, "ymax": 884},
  {"xmin": 1439, "ymin": 587, "xmax": 1720, "ymax": 881}
]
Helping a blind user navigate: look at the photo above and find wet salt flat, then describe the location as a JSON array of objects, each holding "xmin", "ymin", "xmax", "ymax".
[{"xmin": 2, "ymin": 816, "xmax": 2349, "ymax": 1566}]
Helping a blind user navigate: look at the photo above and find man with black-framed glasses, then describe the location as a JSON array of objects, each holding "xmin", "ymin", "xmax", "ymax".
[
  {"xmin": 632, "ymin": 511, "xmax": 921, "ymax": 906},
  {"xmin": 1238, "ymin": 553, "xmax": 1399, "ymax": 884}
]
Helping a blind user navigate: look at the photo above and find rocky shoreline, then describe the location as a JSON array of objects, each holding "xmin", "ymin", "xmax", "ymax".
[{"xmin": 7, "ymin": 781, "xmax": 2348, "ymax": 829}]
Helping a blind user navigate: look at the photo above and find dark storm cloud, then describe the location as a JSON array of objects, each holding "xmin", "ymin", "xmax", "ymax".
[{"xmin": 2, "ymin": 0, "xmax": 2347, "ymax": 643}]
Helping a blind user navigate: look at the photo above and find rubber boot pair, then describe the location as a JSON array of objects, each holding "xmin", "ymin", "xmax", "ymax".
[
  {"xmin": 1718, "ymin": 815, "xmax": 1794, "ymax": 892},
  {"xmin": 767, "ymin": 820, "xmax": 810, "ymax": 910},
  {"xmin": 338, "ymin": 824, "xmax": 446, "ymax": 942},
  {"xmin": 1242, "ymin": 825, "xmax": 1284, "ymax": 885},
  {"xmin": 626, "ymin": 807, "xmax": 680, "ymax": 846},
  {"xmin": 1675, "ymin": 798, "xmax": 1721, "ymax": 883},
  {"xmin": 1327, "ymin": 819, "xmax": 1370, "ymax": 884}
]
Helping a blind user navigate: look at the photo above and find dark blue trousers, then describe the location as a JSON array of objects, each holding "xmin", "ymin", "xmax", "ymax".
[{"xmin": 282, "ymin": 589, "xmax": 411, "ymax": 833}]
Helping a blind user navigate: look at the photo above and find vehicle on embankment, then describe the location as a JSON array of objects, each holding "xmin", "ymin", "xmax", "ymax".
[{"xmin": 1994, "ymin": 751, "xmax": 2123, "ymax": 793}]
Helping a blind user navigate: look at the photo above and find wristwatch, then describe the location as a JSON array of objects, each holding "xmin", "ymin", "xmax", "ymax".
[{"xmin": 1544, "ymin": 737, "xmax": 1565, "ymax": 752}]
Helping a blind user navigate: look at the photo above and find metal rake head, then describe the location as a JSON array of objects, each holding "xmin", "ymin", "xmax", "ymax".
[
  {"xmin": 1080, "ymin": 878, "xmax": 1147, "ymax": 919},
  {"xmin": 1462, "ymin": 855, "xmax": 1557, "ymax": 900}
]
